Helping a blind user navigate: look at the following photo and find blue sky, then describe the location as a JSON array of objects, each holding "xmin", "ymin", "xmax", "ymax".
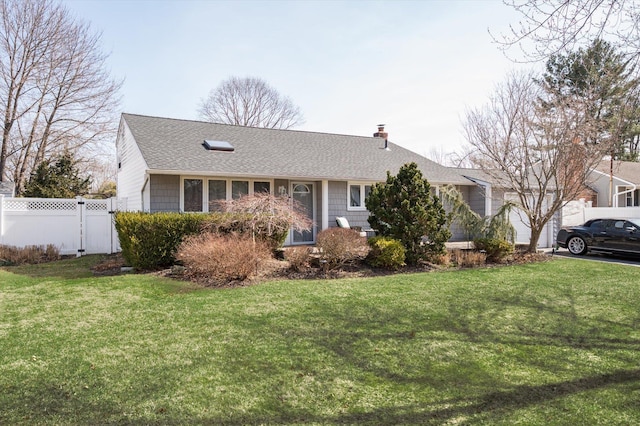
[{"xmin": 64, "ymin": 0, "xmax": 523, "ymax": 158}]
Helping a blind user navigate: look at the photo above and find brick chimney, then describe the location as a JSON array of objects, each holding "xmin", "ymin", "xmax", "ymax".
[{"xmin": 373, "ymin": 124, "xmax": 388, "ymax": 139}]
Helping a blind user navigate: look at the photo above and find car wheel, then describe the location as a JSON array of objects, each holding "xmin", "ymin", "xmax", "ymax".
[{"xmin": 567, "ymin": 236, "xmax": 587, "ymax": 255}]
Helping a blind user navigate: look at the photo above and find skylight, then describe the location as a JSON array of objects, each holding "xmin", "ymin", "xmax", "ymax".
[{"xmin": 203, "ymin": 140, "xmax": 234, "ymax": 152}]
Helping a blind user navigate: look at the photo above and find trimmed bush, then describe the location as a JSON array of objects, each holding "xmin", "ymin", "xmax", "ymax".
[
  {"xmin": 316, "ymin": 227, "xmax": 368, "ymax": 269},
  {"xmin": 114, "ymin": 212, "xmax": 208, "ymax": 269},
  {"xmin": 366, "ymin": 236, "xmax": 405, "ymax": 270},
  {"xmin": 176, "ymin": 234, "xmax": 270, "ymax": 286},
  {"xmin": 473, "ymin": 237, "xmax": 514, "ymax": 262}
]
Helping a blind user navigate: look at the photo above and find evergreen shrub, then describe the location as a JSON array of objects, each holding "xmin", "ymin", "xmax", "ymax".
[
  {"xmin": 114, "ymin": 212, "xmax": 208, "ymax": 269},
  {"xmin": 366, "ymin": 236, "xmax": 406, "ymax": 270},
  {"xmin": 473, "ymin": 237, "xmax": 514, "ymax": 262}
]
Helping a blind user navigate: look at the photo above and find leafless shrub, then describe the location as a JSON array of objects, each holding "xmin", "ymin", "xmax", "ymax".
[
  {"xmin": 285, "ymin": 246, "xmax": 311, "ymax": 272},
  {"xmin": 176, "ymin": 234, "xmax": 270, "ymax": 286},
  {"xmin": 450, "ymin": 249, "xmax": 486, "ymax": 268},
  {"xmin": 0, "ymin": 244, "xmax": 60, "ymax": 265},
  {"xmin": 316, "ymin": 228, "xmax": 368, "ymax": 270},
  {"xmin": 214, "ymin": 193, "xmax": 313, "ymax": 249}
]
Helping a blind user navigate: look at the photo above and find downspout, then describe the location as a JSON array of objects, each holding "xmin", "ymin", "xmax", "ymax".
[
  {"xmin": 141, "ymin": 174, "xmax": 150, "ymax": 212},
  {"xmin": 613, "ymin": 183, "xmax": 637, "ymax": 207}
]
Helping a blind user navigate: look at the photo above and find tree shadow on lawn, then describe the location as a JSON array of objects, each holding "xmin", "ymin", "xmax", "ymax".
[
  {"xmin": 5, "ymin": 368, "xmax": 640, "ymax": 425},
  {"xmin": 242, "ymin": 286, "xmax": 640, "ymax": 424}
]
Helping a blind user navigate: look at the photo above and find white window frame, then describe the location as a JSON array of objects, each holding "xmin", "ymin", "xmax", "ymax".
[
  {"xmin": 180, "ymin": 177, "xmax": 273, "ymax": 212},
  {"xmin": 347, "ymin": 182, "xmax": 374, "ymax": 211}
]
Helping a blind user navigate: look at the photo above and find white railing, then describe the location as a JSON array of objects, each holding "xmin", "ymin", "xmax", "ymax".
[{"xmin": 0, "ymin": 195, "xmax": 124, "ymax": 256}]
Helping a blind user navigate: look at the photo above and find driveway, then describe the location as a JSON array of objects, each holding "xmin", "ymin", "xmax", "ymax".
[{"xmin": 552, "ymin": 248, "xmax": 640, "ymax": 267}]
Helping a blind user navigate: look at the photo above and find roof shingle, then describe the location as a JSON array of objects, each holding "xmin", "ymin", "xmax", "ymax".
[{"xmin": 122, "ymin": 113, "xmax": 472, "ymax": 185}]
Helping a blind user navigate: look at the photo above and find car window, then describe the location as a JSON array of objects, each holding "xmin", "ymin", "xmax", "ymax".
[
  {"xmin": 625, "ymin": 221, "xmax": 638, "ymax": 231},
  {"xmin": 614, "ymin": 220, "xmax": 625, "ymax": 229},
  {"xmin": 629, "ymin": 219, "xmax": 640, "ymax": 228},
  {"xmin": 589, "ymin": 219, "xmax": 604, "ymax": 229}
]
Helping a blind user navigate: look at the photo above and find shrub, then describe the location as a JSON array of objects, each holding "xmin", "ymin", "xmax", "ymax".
[
  {"xmin": 215, "ymin": 193, "xmax": 313, "ymax": 250},
  {"xmin": 366, "ymin": 236, "xmax": 405, "ymax": 270},
  {"xmin": 366, "ymin": 162, "xmax": 451, "ymax": 265},
  {"xmin": 450, "ymin": 249, "xmax": 487, "ymax": 268},
  {"xmin": 114, "ymin": 211, "xmax": 207, "ymax": 269},
  {"xmin": 285, "ymin": 246, "xmax": 311, "ymax": 272},
  {"xmin": 200, "ymin": 212, "xmax": 288, "ymax": 251},
  {"xmin": 473, "ymin": 237, "xmax": 514, "ymax": 262},
  {"xmin": 0, "ymin": 244, "xmax": 60, "ymax": 266},
  {"xmin": 176, "ymin": 234, "xmax": 270, "ymax": 286},
  {"xmin": 316, "ymin": 228, "xmax": 368, "ymax": 269}
]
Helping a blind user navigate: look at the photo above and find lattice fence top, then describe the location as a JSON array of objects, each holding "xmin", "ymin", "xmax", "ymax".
[
  {"xmin": 3, "ymin": 199, "xmax": 77, "ymax": 211},
  {"xmin": 2, "ymin": 197, "xmax": 123, "ymax": 212},
  {"xmin": 86, "ymin": 200, "xmax": 108, "ymax": 211}
]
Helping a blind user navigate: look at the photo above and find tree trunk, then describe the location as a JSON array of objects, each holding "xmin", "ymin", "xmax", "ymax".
[{"xmin": 527, "ymin": 226, "xmax": 543, "ymax": 253}]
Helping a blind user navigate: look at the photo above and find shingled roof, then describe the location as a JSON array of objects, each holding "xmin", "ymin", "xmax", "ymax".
[
  {"xmin": 121, "ymin": 113, "xmax": 473, "ymax": 185},
  {"xmin": 595, "ymin": 159, "xmax": 640, "ymax": 185}
]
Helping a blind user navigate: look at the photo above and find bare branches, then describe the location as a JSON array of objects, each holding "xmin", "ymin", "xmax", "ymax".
[
  {"xmin": 198, "ymin": 76, "xmax": 304, "ymax": 129},
  {"xmin": 463, "ymin": 70, "xmax": 613, "ymax": 251},
  {"xmin": 495, "ymin": 0, "xmax": 637, "ymax": 61},
  {"xmin": 0, "ymin": 0, "xmax": 122, "ymax": 193}
]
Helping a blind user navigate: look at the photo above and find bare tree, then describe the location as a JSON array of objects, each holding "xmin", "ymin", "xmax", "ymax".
[
  {"xmin": 496, "ymin": 0, "xmax": 640, "ymax": 61},
  {"xmin": 0, "ymin": 0, "xmax": 121, "ymax": 194},
  {"xmin": 463, "ymin": 71, "xmax": 613, "ymax": 252},
  {"xmin": 198, "ymin": 76, "xmax": 304, "ymax": 129}
]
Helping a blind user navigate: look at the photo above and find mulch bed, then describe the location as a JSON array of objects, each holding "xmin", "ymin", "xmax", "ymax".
[{"xmin": 90, "ymin": 250, "xmax": 553, "ymax": 287}]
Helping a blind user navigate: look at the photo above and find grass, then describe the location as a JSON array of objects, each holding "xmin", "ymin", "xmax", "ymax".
[{"xmin": 1, "ymin": 255, "xmax": 640, "ymax": 424}]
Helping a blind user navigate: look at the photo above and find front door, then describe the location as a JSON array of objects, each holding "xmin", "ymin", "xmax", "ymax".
[{"xmin": 292, "ymin": 182, "xmax": 314, "ymax": 244}]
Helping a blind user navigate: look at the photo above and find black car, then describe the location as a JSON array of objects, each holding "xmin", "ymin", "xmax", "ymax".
[{"xmin": 556, "ymin": 218, "xmax": 640, "ymax": 256}]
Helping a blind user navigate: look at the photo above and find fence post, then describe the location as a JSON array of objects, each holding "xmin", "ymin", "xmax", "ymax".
[
  {"xmin": 0, "ymin": 194, "xmax": 3, "ymax": 244},
  {"xmin": 77, "ymin": 196, "xmax": 85, "ymax": 257}
]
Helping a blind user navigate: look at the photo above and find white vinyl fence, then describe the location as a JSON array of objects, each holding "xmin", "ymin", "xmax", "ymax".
[
  {"xmin": 0, "ymin": 196, "xmax": 124, "ymax": 256},
  {"xmin": 562, "ymin": 199, "xmax": 640, "ymax": 227}
]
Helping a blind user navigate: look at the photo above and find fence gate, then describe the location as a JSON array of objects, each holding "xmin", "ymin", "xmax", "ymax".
[{"xmin": 0, "ymin": 196, "xmax": 120, "ymax": 256}]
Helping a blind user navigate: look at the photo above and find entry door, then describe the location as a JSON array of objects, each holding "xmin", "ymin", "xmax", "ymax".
[{"xmin": 292, "ymin": 183, "xmax": 314, "ymax": 244}]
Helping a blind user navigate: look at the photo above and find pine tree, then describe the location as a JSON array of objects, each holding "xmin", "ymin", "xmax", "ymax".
[
  {"xmin": 22, "ymin": 152, "xmax": 91, "ymax": 198},
  {"xmin": 366, "ymin": 162, "xmax": 450, "ymax": 264}
]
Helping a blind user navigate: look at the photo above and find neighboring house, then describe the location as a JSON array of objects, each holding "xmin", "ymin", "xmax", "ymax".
[
  {"xmin": 0, "ymin": 181, "xmax": 15, "ymax": 197},
  {"xmin": 116, "ymin": 113, "xmax": 501, "ymax": 245},
  {"xmin": 589, "ymin": 159, "xmax": 640, "ymax": 207}
]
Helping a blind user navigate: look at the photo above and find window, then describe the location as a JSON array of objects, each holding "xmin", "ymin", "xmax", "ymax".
[
  {"xmin": 626, "ymin": 189, "xmax": 634, "ymax": 207},
  {"xmin": 208, "ymin": 180, "xmax": 226, "ymax": 211},
  {"xmin": 348, "ymin": 183, "xmax": 372, "ymax": 210},
  {"xmin": 183, "ymin": 179, "xmax": 203, "ymax": 212},
  {"xmin": 181, "ymin": 177, "xmax": 272, "ymax": 212},
  {"xmin": 232, "ymin": 180, "xmax": 249, "ymax": 200},
  {"xmin": 254, "ymin": 181, "xmax": 270, "ymax": 194}
]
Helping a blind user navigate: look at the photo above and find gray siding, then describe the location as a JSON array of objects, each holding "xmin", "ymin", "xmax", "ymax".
[
  {"xmin": 445, "ymin": 185, "xmax": 468, "ymax": 241},
  {"xmin": 328, "ymin": 181, "xmax": 370, "ymax": 229},
  {"xmin": 445, "ymin": 185, "xmax": 487, "ymax": 242},
  {"xmin": 150, "ymin": 175, "xmax": 180, "ymax": 212},
  {"xmin": 491, "ymin": 189, "xmax": 506, "ymax": 216},
  {"xmin": 468, "ymin": 185, "xmax": 486, "ymax": 216}
]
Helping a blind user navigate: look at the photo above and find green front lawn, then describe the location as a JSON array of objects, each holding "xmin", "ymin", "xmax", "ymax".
[{"xmin": 1, "ymin": 256, "xmax": 640, "ymax": 424}]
